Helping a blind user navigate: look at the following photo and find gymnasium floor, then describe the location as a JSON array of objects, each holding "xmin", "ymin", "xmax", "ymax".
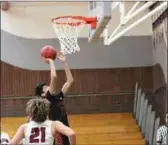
[{"xmin": 2, "ymin": 113, "xmax": 145, "ymax": 145}]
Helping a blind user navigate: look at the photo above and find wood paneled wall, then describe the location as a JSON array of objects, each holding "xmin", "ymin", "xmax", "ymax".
[
  {"xmin": 0, "ymin": 61, "xmax": 154, "ymax": 116},
  {"xmin": 152, "ymin": 64, "xmax": 167, "ymax": 124},
  {"xmin": 1, "ymin": 61, "xmax": 153, "ymax": 97},
  {"xmin": 1, "ymin": 94, "xmax": 134, "ymax": 116}
]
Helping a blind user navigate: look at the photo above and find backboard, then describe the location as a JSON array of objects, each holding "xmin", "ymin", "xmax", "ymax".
[{"xmin": 88, "ymin": 1, "xmax": 112, "ymax": 42}]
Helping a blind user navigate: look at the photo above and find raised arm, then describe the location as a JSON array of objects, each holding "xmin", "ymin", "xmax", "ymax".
[
  {"xmin": 42, "ymin": 57, "xmax": 57, "ymax": 95},
  {"xmin": 54, "ymin": 121, "xmax": 76, "ymax": 145},
  {"xmin": 10, "ymin": 124, "xmax": 25, "ymax": 145},
  {"xmin": 57, "ymin": 52, "xmax": 74, "ymax": 94}
]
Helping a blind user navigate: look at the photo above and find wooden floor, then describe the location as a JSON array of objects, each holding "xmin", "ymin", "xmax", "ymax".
[{"xmin": 1, "ymin": 113, "xmax": 145, "ymax": 145}]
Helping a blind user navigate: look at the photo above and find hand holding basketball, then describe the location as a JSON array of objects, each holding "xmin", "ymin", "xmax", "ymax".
[
  {"xmin": 41, "ymin": 57, "xmax": 53, "ymax": 64},
  {"xmin": 57, "ymin": 52, "xmax": 66, "ymax": 62}
]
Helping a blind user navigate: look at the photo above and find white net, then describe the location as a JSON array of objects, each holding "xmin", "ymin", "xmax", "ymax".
[{"xmin": 52, "ymin": 17, "xmax": 86, "ymax": 54}]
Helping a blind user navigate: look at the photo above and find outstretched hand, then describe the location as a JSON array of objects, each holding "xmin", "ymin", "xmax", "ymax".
[{"xmin": 57, "ymin": 52, "xmax": 66, "ymax": 62}]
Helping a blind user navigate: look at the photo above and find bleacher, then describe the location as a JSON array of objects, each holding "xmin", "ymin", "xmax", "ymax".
[{"xmin": 133, "ymin": 82, "xmax": 161, "ymax": 145}]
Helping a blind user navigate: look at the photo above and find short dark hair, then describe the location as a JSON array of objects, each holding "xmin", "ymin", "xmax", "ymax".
[
  {"xmin": 26, "ymin": 98, "xmax": 50, "ymax": 123},
  {"xmin": 35, "ymin": 83, "xmax": 46, "ymax": 97}
]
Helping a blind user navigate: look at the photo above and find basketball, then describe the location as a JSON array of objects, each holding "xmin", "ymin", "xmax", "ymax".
[{"xmin": 40, "ymin": 45, "xmax": 57, "ymax": 60}]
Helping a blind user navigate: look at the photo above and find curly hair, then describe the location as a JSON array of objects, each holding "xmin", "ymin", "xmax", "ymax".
[{"xmin": 26, "ymin": 98, "xmax": 50, "ymax": 123}]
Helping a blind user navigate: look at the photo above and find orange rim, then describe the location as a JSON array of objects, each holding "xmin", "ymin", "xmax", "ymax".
[{"xmin": 51, "ymin": 16, "xmax": 97, "ymax": 27}]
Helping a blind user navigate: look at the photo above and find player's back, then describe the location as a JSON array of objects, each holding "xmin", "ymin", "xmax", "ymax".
[{"xmin": 24, "ymin": 120, "xmax": 54, "ymax": 145}]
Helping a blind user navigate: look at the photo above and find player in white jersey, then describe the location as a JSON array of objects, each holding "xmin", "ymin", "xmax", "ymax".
[
  {"xmin": 10, "ymin": 98, "xmax": 76, "ymax": 145},
  {"xmin": 1, "ymin": 131, "xmax": 10, "ymax": 145}
]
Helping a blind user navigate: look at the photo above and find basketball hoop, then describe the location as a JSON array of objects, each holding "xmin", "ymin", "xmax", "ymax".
[{"xmin": 51, "ymin": 16, "xmax": 97, "ymax": 54}]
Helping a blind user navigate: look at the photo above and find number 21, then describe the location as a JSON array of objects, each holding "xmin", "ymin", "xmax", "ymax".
[{"xmin": 30, "ymin": 127, "xmax": 46, "ymax": 143}]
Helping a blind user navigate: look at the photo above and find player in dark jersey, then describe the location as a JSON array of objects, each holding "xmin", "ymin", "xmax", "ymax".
[{"xmin": 35, "ymin": 52, "xmax": 74, "ymax": 145}]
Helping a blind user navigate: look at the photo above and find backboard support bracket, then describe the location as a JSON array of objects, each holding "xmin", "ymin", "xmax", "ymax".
[{"xmin": 104, "ymin": 1, "xmax": 167, "ymax": 45}]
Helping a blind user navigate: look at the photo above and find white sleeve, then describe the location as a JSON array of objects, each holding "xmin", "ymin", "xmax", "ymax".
[
  {"xmin": 1, "ymin": 132, "xmax": 10, "ymax": 144},
  {"xmin": 156, "ymin": 128, "xmax": 162, "ymax": 143}
]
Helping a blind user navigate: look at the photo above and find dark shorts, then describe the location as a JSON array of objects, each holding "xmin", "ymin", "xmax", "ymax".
[
  {"xmin": 46, "ymin": 91, "xmax": 70, "ymax": 145},
  {"xmin": 56, "ymin": 111, "xmax": 70, "ymax": 145},
  {"xmin": 55, "ymin": 133, "xmax": 70, "ymax": 145}
]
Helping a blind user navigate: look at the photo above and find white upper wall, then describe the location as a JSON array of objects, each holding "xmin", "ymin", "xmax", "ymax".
[
  {"xmin": 1, "ymin": 2, "xmax": 89, "ymax": 39},
  {"xmin": 1, "ymin": 2, "xmax": 152, "ymax": 39}
]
